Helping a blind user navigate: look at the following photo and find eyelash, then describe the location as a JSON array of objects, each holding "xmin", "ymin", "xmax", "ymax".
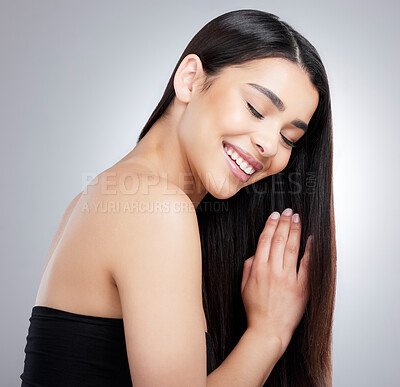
[{"xmin": 246, "ymin": 102, "xmax": 297, "ymax": 148}]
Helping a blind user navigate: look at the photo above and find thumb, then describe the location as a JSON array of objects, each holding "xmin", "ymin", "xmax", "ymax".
[{"xmin": 241, "ymin": 256, "xmax": 254, "ymax": 294}]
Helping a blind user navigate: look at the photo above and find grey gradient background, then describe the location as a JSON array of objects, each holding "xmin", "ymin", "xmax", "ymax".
[{"xmin": 1, "ymin": 0, "xmax": 399, "ymax": 385}]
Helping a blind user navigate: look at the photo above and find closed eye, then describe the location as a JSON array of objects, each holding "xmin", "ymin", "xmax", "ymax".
[
  {"xmin": 247, "ymin": 102, "xmax": 264, "ymax": 119},
  {"xmin": 246, "ymin": 102, "xmax": 297, "ymax": 148}
]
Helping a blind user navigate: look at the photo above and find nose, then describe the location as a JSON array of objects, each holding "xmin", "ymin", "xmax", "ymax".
[{"xmin": 254, "ymin": 135, "xmax": 279, "ymax": 158}]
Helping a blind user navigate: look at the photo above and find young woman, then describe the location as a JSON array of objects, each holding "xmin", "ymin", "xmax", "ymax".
[{"xmin": 20, "ymin": 9, "xmax": 336, "ymax": 387}]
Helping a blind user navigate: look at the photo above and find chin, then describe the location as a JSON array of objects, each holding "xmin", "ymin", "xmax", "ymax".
[
  {"xmin": 208, "ymin": 190, "xmax": 233, "ymax": 200},
  {"xmin": 205, "ymin": 179, "xmax": 241, "ymax": 200},
  {"xmin": 200, "ymin": 165, "xmax": 243, "ymax": 200}
]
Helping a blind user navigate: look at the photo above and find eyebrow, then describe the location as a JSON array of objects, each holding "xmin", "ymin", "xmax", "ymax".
[{"xmin": 246, "ymin": 82, "xmax": 308, "ymax": 132}]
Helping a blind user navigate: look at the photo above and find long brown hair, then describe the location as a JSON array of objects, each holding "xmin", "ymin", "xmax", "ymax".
[{"xmin": 137, "ymin": 9, "xmax": 336, "ymax": 386}]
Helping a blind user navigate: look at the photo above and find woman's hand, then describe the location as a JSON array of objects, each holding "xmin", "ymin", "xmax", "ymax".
[{"xmin": 241, "ymin": 208, "xmax": 312, "ymax": 355}]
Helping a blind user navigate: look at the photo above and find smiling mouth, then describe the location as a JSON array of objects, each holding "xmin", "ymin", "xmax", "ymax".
[
  {"xmin": 223, "ymin": 146, "xmax": 256, "ymax": 175},
  {"xmin": 222, "ymin": 141, "xmax": 261, "ymax": 174},
  {"xmin": 221, "ymin": 143, "xmax": 255, "ymax": 184}
]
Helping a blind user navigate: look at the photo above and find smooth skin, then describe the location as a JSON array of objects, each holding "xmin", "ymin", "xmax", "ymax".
[
  {"xmin": 241, "ymin": 209, "xmax": 312, "ymax": 357},
  {"xmin": 34, "ymin": 53, "xmax": 318, "ymax": 386}
]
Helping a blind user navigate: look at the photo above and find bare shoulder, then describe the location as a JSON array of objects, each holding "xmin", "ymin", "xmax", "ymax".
[
  {"xmin": 68, "ymin": 163, "xmax": 200, "ymax": 263},
  {"xmin": 75, "ymin": 164, "xmax": 200, "ymax": 255},
  {"xmin": 76, "ymin": 166, "xmax": 206, "ymax": 384}
]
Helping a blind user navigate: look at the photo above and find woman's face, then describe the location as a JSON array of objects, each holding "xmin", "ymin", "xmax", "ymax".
[{"xmin": 177, "ymin": 56, "xmax": 320, "ymax": 199}]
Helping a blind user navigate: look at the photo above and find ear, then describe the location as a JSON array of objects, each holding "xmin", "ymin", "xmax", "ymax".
[{"xmin": 173, "ymin": 54, "xmax": 205, "ymax": 104}]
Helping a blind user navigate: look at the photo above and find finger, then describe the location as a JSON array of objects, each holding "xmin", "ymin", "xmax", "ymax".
[
  {"xmin": 253, "ymin": 211, "xmax": 281, "ymax": 267},
  {"xmin": 268, "ymin": 208, "xmax": 293, "ymax": 271},
  {"xmin": 283, "ymin": 213, "xmax": 302, "ymax": 271},
  {"xmin": 298, "ymin": 235, "xmax": 312, "ymax": 300},
  {"xmin": 241, "ymin": 256, "xmax": 254, "ymax": 294}
]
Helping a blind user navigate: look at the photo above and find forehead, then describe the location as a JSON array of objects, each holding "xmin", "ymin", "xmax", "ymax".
[{"xmin": 218, "ymin": 57, "xmax": 319, "ymax": 118}]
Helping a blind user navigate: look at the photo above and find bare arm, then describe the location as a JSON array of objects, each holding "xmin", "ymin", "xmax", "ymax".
[
  {"xmin": 103, "ymin": 186, "xmax": 285, "ymax": 386},
  {"xmin": 206, "ymin": 328, "xmax": 282, "ymax": 386},
  {"xmin": 102, "ymin": 187, "xmax": 207, "ymax": 386}
]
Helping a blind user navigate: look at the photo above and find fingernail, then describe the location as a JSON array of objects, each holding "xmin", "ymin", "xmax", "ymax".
[
  {"xmin": 292, "ymin": 214, "xmax": 300, "ymax": 223},
  {"xmin": 282, "ymin": 208, "xmax": 293, "ymax": 216},
  {"xmin": 270, "ymin": 211, "xmax": 280, "ymax": 219}
]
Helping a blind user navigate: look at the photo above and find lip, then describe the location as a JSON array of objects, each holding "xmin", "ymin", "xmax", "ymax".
[
  {"xmin": 222, "ymin": 141, "xmax": 263, "ymax": 171},
  {"xmin": 222, "ymin": 144, "xmax": 252, "ymax": 183}
]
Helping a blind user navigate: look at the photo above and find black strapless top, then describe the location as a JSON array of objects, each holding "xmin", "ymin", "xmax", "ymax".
[{"xmin": 20, "ymin": 306, "xmax": 214, "ymax": 386}]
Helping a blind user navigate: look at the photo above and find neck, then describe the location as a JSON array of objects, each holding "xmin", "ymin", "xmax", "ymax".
[{"xmin": 117, "ymin": 98, "xmax": 208, "ymax": 208}]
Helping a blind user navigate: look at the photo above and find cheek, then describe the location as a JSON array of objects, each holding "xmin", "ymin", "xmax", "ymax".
[
  {"xmin": 215, "ymin": 103, "xmax": 248, "ymax": 137},
  {"xmin": 206, "ymin": 88, "xmax": 246, "ymax": 135},
  {"xmin": 265, "ymin": 152, "xmax": 292, "ymax": 177}
]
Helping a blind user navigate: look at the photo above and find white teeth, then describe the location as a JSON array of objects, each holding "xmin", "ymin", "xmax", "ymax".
[
  {"xmin": 238, "ymin": 163, "xmax": 247, "ymax": 172},
  {"xmin": 239, "ymin": 162, "xmax": 254, "ymax": 174},
  {"xmin": 224, "ymin": 146, "xmax": 255, "ymax": 176},
  {"xmin": 240, "ymin": 161, "xmax": 248, "ymax": 169}
]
